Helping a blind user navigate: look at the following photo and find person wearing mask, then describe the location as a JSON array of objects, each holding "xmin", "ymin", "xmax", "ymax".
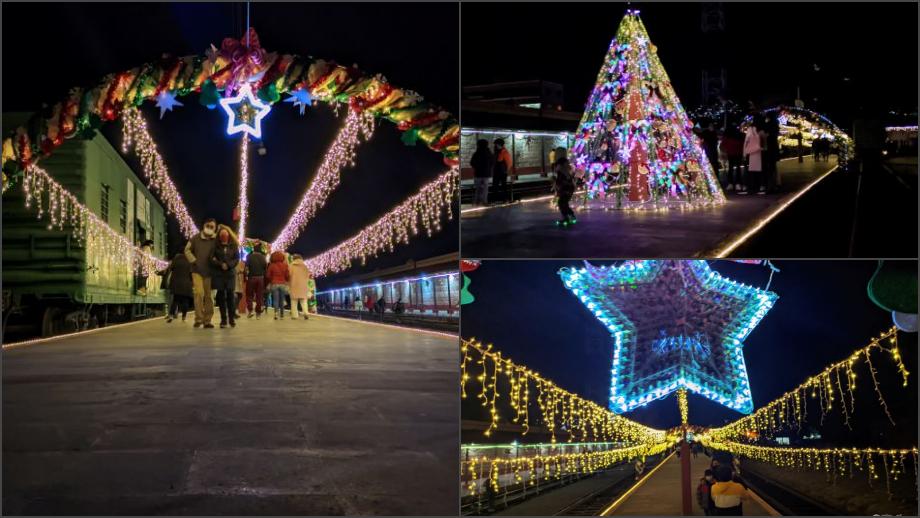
[
  {"xmin": 743, "ymin": 119, "xmax": 766, "ymax": 195},
  {"xmin": 552, "ymin": 147, "xmax": 577, "ymax": 226},
  {"xmin": 697, "ymin": 469, "xmax": 716, "ymax": 515},
  {"xmin": 266, "ymin": 250, "xmax": 290, "ymax": 320},
  {"xmin": 470, "ymin": 139, "xmax": 494, "ymax": 206},
  {"xmin": 184, "ymin": 218, "xmax": 218, "ymax": 328},
  {"xmin": 288, "ymin": 254, "xmax": 311, "ymax": 320},
  {"xmin": 492, "ymin": 138, "xmax": 513, "ymax": 203},
  {"xmin": 711, "ymin": 465, "xmax": 750, "ymax": 515},
  {"xmin": 245, "ymin": 241, "xmax": 268, "ymax": 319},
  {"xmin": 165, "ymin": 253, "xmax": 193, "ymax": 323},
  {"xmin": 210, "ymin": 225, "xmax": 240, "ymax": 329}
]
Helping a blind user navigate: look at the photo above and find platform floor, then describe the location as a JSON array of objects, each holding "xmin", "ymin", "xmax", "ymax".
[
  {"xmin": 460, "ymin": 157, "xmax": 837, "ymax": 259},
  {"xmin": 611, "ymin": 454, "xmax": 771, "ymax": 516},
  {"xmin": 2, "ymin": 316, "xmax": 458, "ymax": 515}
]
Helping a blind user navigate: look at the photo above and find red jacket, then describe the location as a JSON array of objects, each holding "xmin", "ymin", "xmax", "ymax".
[{"xmin": 266, "ymin": 252, "xmax": 290, "ymax": 285}]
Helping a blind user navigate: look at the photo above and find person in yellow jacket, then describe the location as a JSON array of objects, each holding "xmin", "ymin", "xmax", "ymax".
[{"xmin": 710, "ymin": 465, "xmax": 750, "ymax": 515}]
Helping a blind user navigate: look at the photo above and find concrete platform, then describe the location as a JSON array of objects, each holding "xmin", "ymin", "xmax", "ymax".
[
  {"xmin": 610, "ymin": 454, "xmax": 771, "ymax": 516},
  {"xmin": 460, "ymin": 157, "xmax": 837, "ymax": 259},
  {"xmin": 2, "ymin": 316, "xmax": 458, "ymax": 515}
]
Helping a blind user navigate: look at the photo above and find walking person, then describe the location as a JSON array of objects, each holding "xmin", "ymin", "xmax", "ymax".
[
  {"xmin": 470, "ymin": 139, "xmax": 493, "ymax": 206},
  {"xmin": 266, "ymin": 250, "xmax": 290, "ymax": 320},
  {"xmin": 234, "ymin": 260, "xmax": 245, "ymax": 319},
  {"xmin": 165, "ymin": 253, "xmax": 193, "ymax": 323},
  {"xmin": 184, "ymin": 218, "xmax": 218, "ymax": 328},
  {"xmin": 697, "ymin": 469, "xmax": 716, "ymax": 515},
  {"xmin": 553, "ymin": 147, "xmax": 577, "ymax": 226},
  {"xmin": 492, "ymin": 138, "xmax": 513, "ymax": 203},
  {"xmin": 289, "ymin": 254, "xmax": 311, "ymax": 320},
  {"xmin": 711, "ymin": 465, "xmax": 750, "ymax": 515},
  {"xmin": 245, "ymin": 241, "xmax": 268, "ymax": 319},
  {"xmin": 210, "ymin": 226, "xmax": 239, "ymax": 329},
  {"xmin": 743, "ymin": 120, "xmax": 765, "ymax": 195}
]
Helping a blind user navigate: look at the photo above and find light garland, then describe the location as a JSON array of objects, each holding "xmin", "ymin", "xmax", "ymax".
[
  {"xmin": 461, "ymin": 338, "xmax": 666, "ymax": 445},
  {"xmin": 121, "ymin": 107, "xmax": 199, "ymax": 238},
  {"xmin": 20, "ymin": 165, "xmax": 167, "ymax": 275},
  {"xmin": 238, "ymin": 133, "xmax": 250, "ymax": 243},
  {"xmin": 559, "ymin": 260, "xmax": 777, "ymax": 415},
  {"xmin": 271, "ymin": 108, "xmax": 375, "ymax": 252},
  {"xmin": 678, "ymin": 388, "xmax": 689, "ymax": 425},
  {"xmin": 571, "ymin": 11, "xmax": 725, "ymax": 209},
  {"xmin": 698, "ymin": 437, "xmax": 918, "ymax": 494},
  {"xmin": 707, "ymin": 327, "xmax": 908, "ymax": 442},
  {"xmin": 462, "ymin": 439, "xmax": 677, "ymax": 495},
  {"xmin": 304, "ymin": 167, "xmax": 458, "ymax": 278}
]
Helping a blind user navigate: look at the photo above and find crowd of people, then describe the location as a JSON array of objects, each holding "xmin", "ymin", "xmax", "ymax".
[
  {"xmin": 470, "ymin": 137, "xmax": 514, "ymax": 206},
  {"xmin": 155, "ymin": 218, "xmax": 316, "ymax": 329},
  {"xmin": 694, "ymin": 112, "xmax": 787, "ymax": 195},
  {"xmin": 696, "ymin": 451, "xmax": 751, "ymax": 516}
]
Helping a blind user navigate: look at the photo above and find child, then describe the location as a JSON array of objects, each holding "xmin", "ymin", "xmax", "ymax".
[
  {"xmin": 697, "ymin": 468, "xmax": 715, "ymax": 515},
  {"xmin": 553, "ymin": 147, "xmax": 577, "ymax": 226}
]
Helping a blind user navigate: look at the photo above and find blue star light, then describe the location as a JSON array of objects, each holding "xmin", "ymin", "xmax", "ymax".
[
  {"xmin": 219, "ymin": 84, "xmax": 272, "ymax": 139},
  {"xmin": 283, "ymin": 88, "xmax": 313, "ymax": 115},
  {"xmin": 155, "ymin": 91, "xmax": 184, "ymax": 119},
  {"xmin": 559, "ymin": 260, "xmax": 777, "ymax": 415}
]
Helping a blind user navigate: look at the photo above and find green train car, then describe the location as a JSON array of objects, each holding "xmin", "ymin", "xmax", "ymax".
[{"xmin": 2, "ymin": 113, "xmax": 168, "ymax": 339}]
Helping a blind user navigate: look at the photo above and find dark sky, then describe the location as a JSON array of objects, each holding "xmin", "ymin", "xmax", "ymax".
[
  {"xmin": 2, "ymin": 2, "xmax": 459, "ymax": 287},
  {"xmin": 461, "ymin": 2, "xmax": 918, "ymax": 126},
  {"xmin": 461, "ymin": 260, "xmax": 917, "ymax": 438}
]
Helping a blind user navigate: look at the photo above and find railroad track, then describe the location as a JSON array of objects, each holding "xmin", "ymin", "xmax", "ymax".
[
  {"xmin": 553, "ymin": 453, "xmax": 666, "ymax": 516},
  {"xmin": 740, "ymin": 468, "xmax": 845, "ymax": 516}
]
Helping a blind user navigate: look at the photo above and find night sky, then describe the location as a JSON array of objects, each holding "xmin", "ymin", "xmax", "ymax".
[
  {"xmin": 461, "ymin": 2, "xmax": 918, "ymax": 126},
  {"xmin": 2, "ymin": 3, "xmax": 459, "ymax": 287},
  {"xmin": 461, "ymin": 260, "xmax": 917, "ymax": 441}
]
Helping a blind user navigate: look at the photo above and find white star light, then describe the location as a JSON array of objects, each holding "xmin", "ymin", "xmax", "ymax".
[
  {"xmin": 155, "ymin": 91, "xmax": 184, "ymax": 119},
  {"xmin": 219, "ymin": 84, "xmax": 272, "ymax": 139}
]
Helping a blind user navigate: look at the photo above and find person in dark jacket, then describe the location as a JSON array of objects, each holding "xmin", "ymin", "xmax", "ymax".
[
  {"xmin": 245, "ymin": 241, "xmax": 268, "ymax": 319},
  {"xmin": 210, "ymin": 225, "xmax": 240, "ymax": 328},
  {"xmin": 165, "ymin": 253, "xmax": 193, "ymax": 322},
  {"xmin": 184, "ymin": 218, "xmax": 218, "ymax": 328},
  {"xmin": 763, "ymin": 114, "xmax": 781, "ymax": 193},
  {"xmin": 553, "ymin": 148, "xmax": 577, "ymax": 226},
  {"xmin": 470, "ymin": 139, "xmax": 494, "ymax": 206}
]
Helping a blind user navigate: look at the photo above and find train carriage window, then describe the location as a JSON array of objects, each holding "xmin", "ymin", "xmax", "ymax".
[
  {"xmin": 100, "ymin": 184, "xmax": 110, "ymax": 223},
  {"xmin": 119, "ymin": 200, "xmax": 128, "ymax": 234}
]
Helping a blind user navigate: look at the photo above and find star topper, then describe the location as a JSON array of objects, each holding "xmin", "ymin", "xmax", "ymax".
[
  {"xmin": 219, "ymin": 83, "xmax": 272, "ymax": 139},
  {"xmin": 559, "ymin": 260, "xmax": 777, "ymax": 415}
]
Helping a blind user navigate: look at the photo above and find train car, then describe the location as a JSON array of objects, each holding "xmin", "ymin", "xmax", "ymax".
[{"xmin": 2, "ymin": 112, "xmax": 168, "ymax": 339}]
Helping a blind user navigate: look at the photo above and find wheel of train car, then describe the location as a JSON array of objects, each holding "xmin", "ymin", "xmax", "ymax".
[{"xmin": 40, "ymin": 306, "xmax": 64, "ymax": 337}]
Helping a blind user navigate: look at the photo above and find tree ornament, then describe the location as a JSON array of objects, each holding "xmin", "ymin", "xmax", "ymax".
[{"xmin": 199, "ymin": 79, "xmax": 220, "ymax": 109}]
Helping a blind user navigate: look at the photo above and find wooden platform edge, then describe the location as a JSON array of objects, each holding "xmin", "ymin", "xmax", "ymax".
[{"xmin": 600, "ymin": 450, "xmax": 677, "ymax": 516}]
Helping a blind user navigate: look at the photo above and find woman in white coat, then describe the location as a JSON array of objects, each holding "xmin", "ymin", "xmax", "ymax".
[{"xmin": 743, "ymin": 123, "xmax": 765, "ymax": 194}]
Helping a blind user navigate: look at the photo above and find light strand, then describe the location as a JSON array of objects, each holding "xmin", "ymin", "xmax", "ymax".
[
  {"xmin": 708, "ymin": 327, "xmax": 907, "ymax": 443},
  {"xmin": 121, "ymin": 107, "xmax": 199, "ymax": 238},
  {"xmin": 271, "ymin": 108, "xmax": 375, "ymax": 252},
  {"xmin": 238, "ymin": 133, "xmax": 250, "ymax": 243},
  {"xmin": 21, "ymin": 165, "xmax": 168, "ymax": 275},
  {"xmin": 461, "ymin": 338, "xmax": 666, "ymax": 445},
  {"xmin": 678, "ymin": 388, "xmax": 689, "ymax": 426},
  {"xmin": 304, "ymin": 167, "xmax": 458, "ymax": 278}
]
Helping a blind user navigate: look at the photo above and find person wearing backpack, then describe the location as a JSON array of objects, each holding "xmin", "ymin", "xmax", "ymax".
[{"xmin": 697, "ymin": 468, "xmax": 716, "ymax": 515}]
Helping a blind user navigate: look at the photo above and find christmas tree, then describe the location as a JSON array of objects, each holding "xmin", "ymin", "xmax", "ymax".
[{"xmin": 571, "ymin": 10, "xmax": 726, "ymax": 209}]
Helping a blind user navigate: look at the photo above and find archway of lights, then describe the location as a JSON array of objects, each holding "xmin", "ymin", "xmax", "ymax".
[
  {"xmin": 742, "ymin": 105, "xmax": 853, "ymax": 159},
  {"xmin": 2, "ymin": 29, "xmax": 459, "ymax": 279}
]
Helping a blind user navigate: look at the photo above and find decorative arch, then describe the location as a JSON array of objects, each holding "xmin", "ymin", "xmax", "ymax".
[
  {"xmin": 1, "ymin": 29, "xmax": 459, "ymax": 193},
  {"xmin": 742, "ymin": 105, "xmax": 853, "ymax": 156}
]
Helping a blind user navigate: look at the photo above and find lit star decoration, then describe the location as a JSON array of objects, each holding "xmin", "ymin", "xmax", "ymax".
[
  {"xmin": 284, "ymin": 88, "xmax": 314, "ymax": 115},
  {"xmin": 559, "ymin": 260, "xmax": 778, "ymax": 414},
  {"xmin": 155, "ymin": 91, "xmax": 183, "ymax": 119},
  {"xmin": 571, "ymin": 10, "xmax": 725, "ymax": 209},
  {"xmin": 219, "ymin": 83, "xmax": 271, "ymax": 139},
  {"xmin": 271, "ymin": 108, "xmax": 375, "ymax": 252},
  {"xmin": 122, "ymin": 107, "xmax": 199, "ymax": 238}
]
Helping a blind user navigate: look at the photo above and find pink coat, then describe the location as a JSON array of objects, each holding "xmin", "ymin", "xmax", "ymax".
[
  {"xmin": 743, "ymin": 127, "xmax": 764, "ymax": 172},
  {"xmin": 289, "ymin": 259, "xmax": 311, "ymax": 300}
]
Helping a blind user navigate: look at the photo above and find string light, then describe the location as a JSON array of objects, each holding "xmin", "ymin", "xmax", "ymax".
[
  {"xmin": 122, "ymin": 107, "xmax": 199, "ymax": 238},
  {"xmin": 707, "ymin": 327, "xmax": 908, "ymax": 443},
  {"xmin": 697, "ymin": 437, "xmax": 917, "ymax": 496},
  {"xmin": 238, "ymin": 133, "xmax": 250, "ymax": 243},
  {"xmin": 461, "ymin": 338, "xmax": 667, "ymax": 445},
  {"xmin": 271, "ymin": 108, "xmax": 375, "ymax": 252},
  {"xmin": 20, "ymin": 165, "xmax": 167, "ymax": 276},
  {"xmin": 678, "ymin": 388, "xmax": 689, "ymax": 425},
  {"xmin": 571, "ymin": 11, "xmax": 725, "ymax": 209},
  {"xmin": 559, "ymin": 260, "xmax": 776, "ymax": 415},
  {"xmin": 304, "ymin": 167, "xmax": 458, "ymax": 278}
]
